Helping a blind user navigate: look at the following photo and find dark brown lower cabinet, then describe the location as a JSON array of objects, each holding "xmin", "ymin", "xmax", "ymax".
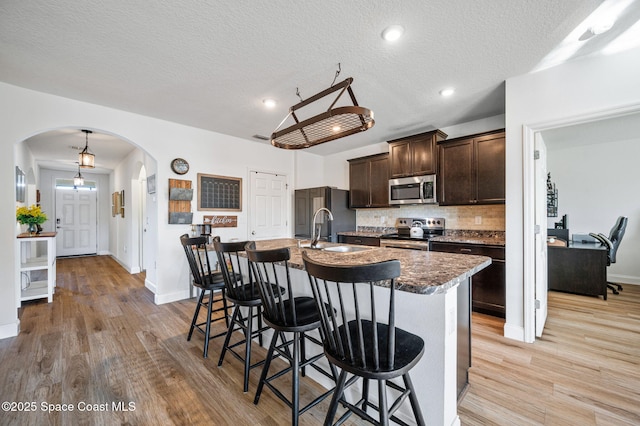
[{"xmin": 430, "ymin": 241, "xmax": 505, "ymax": 318}]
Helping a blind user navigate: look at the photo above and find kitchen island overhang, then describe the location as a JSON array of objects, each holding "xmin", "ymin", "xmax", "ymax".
[{"xmin": 235, "ymin": 238, "xmax": 491, "ymax": 426}]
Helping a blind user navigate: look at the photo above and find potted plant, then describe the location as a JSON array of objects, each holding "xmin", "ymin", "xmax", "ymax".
[{"xmin": 16, "ymin": 204, "xmax": 48, "ymax": 235}]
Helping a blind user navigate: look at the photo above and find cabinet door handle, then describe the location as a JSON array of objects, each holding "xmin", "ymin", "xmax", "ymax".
[{"xmin": 460, "ymin": 248, "xmax": 472, "ymax": 253}]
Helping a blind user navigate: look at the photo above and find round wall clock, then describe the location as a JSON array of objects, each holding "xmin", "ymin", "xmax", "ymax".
[{"xmin": 171, "ymin": 158, "xmax": 189, "ymax": 175}]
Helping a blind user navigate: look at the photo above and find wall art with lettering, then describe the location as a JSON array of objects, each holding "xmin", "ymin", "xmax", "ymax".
[{"xmin": 203, "ymin": 215, "xmax": 238, "ymax": 228}]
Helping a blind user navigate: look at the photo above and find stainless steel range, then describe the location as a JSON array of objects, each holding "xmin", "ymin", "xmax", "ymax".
[{"xmin": 380, "ymin": 217, "xmax": 445, "ymax": 250}]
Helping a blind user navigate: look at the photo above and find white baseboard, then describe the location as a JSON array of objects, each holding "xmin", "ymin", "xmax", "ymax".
[
  {"xmin": 154, "ymin": 289, "xmax": 190, "ymax": 305},
  {"xmin": 608, "ymin": 274, "xmax": 640, "ymax": 285},
  {"xmin": 130, "ymin": 266, "xmax": 141, "ymax": 274},
  {"xmin": 503, "ymin": 322, "xmax": 525, "ymax": 342},
  {"xmin": 144, "ymin": 278, "xmax": 157, "ymax": 294},
  {"xmin": 0, "ymin": 320, "xmax": 20, "ymax": 340},
  {"xmin": 98, "ymin": 250, "xmax": 111, "ymax": 256}
]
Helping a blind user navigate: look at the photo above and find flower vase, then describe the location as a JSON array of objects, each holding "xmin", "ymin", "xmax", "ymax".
[{"xmin": 27, "ymin": 223, "xmax": 38, "ymax": 236}]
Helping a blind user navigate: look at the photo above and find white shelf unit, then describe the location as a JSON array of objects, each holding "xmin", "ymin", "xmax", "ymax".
[{"xmin": 17, "ymin": 234, "xmax": 56, "ymax": 304}]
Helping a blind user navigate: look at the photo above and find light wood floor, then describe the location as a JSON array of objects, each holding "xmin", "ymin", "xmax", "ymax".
[{"xmin": 1, "ymin": 256, "xmax": 638, "ymax": 425}]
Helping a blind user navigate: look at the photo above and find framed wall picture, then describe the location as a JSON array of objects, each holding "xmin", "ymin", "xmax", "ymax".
[
  {"xmin": 197, "ymin": 173, "xmax": 242, "ymax": 211},
  {"xmin": 16, "ymin": 166, "xmax": 25, "ymax": 203},
  {"xmin": 147, "ymin": 174, "xmax": 156, "ymax": 194}
]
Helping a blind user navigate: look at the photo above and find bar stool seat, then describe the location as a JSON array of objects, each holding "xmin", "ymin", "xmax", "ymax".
[{"xmin": 180, "ymin": 234, "xmax": 232, "ymax": 358}]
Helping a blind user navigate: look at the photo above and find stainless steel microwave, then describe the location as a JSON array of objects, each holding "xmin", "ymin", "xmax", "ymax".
[{"xmin": 389, "ymin": 175, "xmax": 437, "ymax": 205}]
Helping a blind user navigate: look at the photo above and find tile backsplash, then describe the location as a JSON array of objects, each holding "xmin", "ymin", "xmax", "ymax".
[{"xmin": 356, "ymin": 204, "xmax": 505, "ymax": 231}]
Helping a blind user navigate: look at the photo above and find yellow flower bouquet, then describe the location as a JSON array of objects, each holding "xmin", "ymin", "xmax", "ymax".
[{"xmin": 16, "ymin": 204, "xmax": 48, "ymax": 225}]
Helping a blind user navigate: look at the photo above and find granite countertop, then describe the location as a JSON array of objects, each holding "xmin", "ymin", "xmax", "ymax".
[
  {"xmin": 337, "ymin": 230, "xmax": 389, "ymax": 238},
  {"xmin": 247, "ymin": 238, "xmax": 491, "ymax": 296},
  {"xmin": 430, "ymin": 234, "xmax": 505, "ymax": 246},
  {"xmin": 338, "ymin": 229, "xmax": 505, "ymax": 246}
]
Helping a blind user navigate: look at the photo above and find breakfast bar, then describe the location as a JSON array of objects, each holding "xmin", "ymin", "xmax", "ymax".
[{"xmin": 244, "ymin": 238, "xmax": 491, "ymax": 426}]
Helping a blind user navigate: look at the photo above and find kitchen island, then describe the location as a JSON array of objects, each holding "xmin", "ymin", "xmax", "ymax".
[{"xmin": 244, "ymin": 238, "xmax": 490, "ymax": 426}]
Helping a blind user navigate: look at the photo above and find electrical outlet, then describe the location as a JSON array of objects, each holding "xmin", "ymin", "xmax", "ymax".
[{"xmin": 475, "ymin": 216, "xmax": 482, "ymax": 225}]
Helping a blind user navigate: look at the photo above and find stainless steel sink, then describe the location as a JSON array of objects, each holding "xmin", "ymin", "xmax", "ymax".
[
  {"xmin": 321, "ymin": 245, "xmax": 371, "ymax": 253},
  {"xmin": 298, "ymin": 242, "xmax": 371, "ymax": 253}
]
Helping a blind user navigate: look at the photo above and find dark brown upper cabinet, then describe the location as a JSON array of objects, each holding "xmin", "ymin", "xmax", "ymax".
[
  {"xmin": 348, "ymin": 153, "xmax": 390, "ymax": 208},
  {"xmin": 387, "ymin": 130, "xmax": 448, "ymax": 178},
  {"xmin": 438, "ymin": 130, "xmax": 505, "ymax": 205}
]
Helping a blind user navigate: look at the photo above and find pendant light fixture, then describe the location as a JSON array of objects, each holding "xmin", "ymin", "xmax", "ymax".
[
  {"xmin": 270, "ymin": 74, "xmax": 375, "ymax": 150},
  {"xmin": 78, "ymin": 129, "xmax": 95, "ymax": 168},
  {"xmin": 73, "ymin": 163, "xmax": 84, "ymax": 187}
]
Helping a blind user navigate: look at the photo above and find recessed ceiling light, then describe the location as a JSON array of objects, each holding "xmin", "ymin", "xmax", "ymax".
[
  {"xmin": 590, "ymin": 20, "xmax": 614, "ymax": 35},
  {"xmin": 332, "ymin": 125, "xmax": 341, "ymax": 132},
  {"xmin": 381, "ymin": 25, "xmax": 404, "ymax": 42},
  {"xmin": 263, "ymin": 98, "xmax": 277, "ymax": 108},
  {"xmin": 439, "ymin": 88, "xmax": 455, "ymax": 97}
]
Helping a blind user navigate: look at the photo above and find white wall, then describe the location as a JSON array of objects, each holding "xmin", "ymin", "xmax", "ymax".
[
  {"xmin": 547, "ymin": 137, "xmax": 640, "ymax": 284},
  {"xmin": 505, "ymin": 46, "xmax": 640, "ymax": 341},
  {"xmin": 0, "ymin": 82, "xmax": 299, "ymax": 339}
]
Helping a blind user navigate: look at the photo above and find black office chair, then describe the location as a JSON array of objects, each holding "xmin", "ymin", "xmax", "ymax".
[
  {"xmin": 589, "ymin": 216, "xmax": 628, "ymax": 295},
  {"xmin": 180, "ymin": 234, "xmax": 231, "ymax": 358},
  {"xmin": 303, "ymin": 251, "xmax": 426, "ymax": 426},
  {"xmin": 245, "ymin": 243, "xmax": 337, "ymax": 426}
]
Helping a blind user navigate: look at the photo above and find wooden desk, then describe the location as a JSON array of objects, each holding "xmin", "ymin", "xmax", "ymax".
[{"xmin": 548, "ymin": 241, "xmax": 608, "ymax": 300}]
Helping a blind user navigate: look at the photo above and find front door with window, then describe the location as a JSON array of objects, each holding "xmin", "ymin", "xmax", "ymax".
[{"xmin": 56, "ymin": 188, "xmax": 98, "ymax": 256}]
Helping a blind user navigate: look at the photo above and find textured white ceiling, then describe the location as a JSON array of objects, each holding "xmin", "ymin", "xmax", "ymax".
[{"xmin": 2, "ymin": 0, "xmax": 638, "ymax": 163}]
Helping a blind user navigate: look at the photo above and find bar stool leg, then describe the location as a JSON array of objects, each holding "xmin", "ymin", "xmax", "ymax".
[
  {"xmin": 292, "ymin": 331, "xmax": 301, "ymax": 426},
  {"xmin": 218, "ymin": 306, "xmax": 240, "ymax": 367},
  {"xmin": 378, "ymin": 379, "xmax": 389, "ymax": 426},
  {"xmin": 188, "ymin": 289, "xmax": 205, "ymax": 342},
  {"xmin": 325, "ymin": 370, "xmax": 348, "ymax": 426},
  {"xmin": 403, "ymin": 374, "xmax": 425, "ymax": 426},
  {"xmin": 243, "ymin": 306, "xmax": 254, "ymax": 392},
  {"xmin": 203, "ymin": 290, "xmax": 214, "ymax": 358},
  {"xmin": 254, "ymin": 331, "xmax": 280, "ymax": 404}
]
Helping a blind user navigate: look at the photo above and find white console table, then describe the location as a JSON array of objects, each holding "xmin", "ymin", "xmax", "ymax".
[{"xmin": 17, "ymin": 232, "xmax": 57, "ymax": 305}]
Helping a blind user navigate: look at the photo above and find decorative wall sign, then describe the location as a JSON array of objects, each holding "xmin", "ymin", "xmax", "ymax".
[
  {"xmin": 203, "ymin": 215, "xmax": 238, "ymax": 228},
  {"xmin": 112, "ymin": 191, "xmax": 121, "ymax": 217},
  {"xmin": 198, "ymin": 173, "xmax": 242, "ymax": 211},
  {"xmin": 168, "ymin": 178, "xmax": 193, "ymax": 224}
]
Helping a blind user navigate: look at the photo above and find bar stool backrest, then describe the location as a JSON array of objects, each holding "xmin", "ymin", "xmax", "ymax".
[
  {"xmin": 213, "ymin": 237, "xmax": 256, "ymax": 301},
  {"xmin": 180, "ymin": 234, "xmax": 218, "ymax": 289},
  {"xmin": 245, "ymin": 243, "xmax": 302, "ymax": 327},
  {"xmin": 302, "ymin": 251, "xmax": 401, "ymax": 371}
]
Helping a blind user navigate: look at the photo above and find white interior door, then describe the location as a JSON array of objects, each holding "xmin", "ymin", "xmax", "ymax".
[
  {"xmin": 56, "ymin": 188, "xmax": 98, "ymax": 256},
  {"xmin": 249, "ymin": 171, "xmax": 288, "ymax": 240},
  {"xmin": 534, "ymin": 134, "xmax": 548, "ymax": 337}
]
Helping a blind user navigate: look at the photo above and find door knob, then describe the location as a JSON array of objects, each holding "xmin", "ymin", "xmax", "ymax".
[{"xmin": 251, "ymin": 231, "xmax": 256, "ymax": 235}]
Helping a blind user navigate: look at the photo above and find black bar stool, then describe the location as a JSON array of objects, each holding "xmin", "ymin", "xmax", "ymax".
[
  {"xmin": 303, "ymin": 251, "xmax": 426, "ymax": 426},
  {"xmin": 180, "ymin": 234, "xmax": 231, "ymax": 358},
  {"xmin": 213, "ymin": 237, "xmax": 271, "ymax": 392},
  {"xmin": 245, "ymin": 242, "xmax": 337, "ymax": 426}
]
